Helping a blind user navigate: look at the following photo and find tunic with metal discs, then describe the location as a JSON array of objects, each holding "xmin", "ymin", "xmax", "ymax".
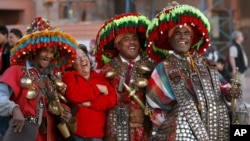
[
  {"xmin": 146, "ymin": 53, "xmax": 231, "ymax": 141},
  {"xmin": 102, "ymin": 53, "xmax": 155, "ymax": 141}
]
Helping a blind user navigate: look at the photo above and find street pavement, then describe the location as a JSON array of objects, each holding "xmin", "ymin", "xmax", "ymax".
[{"xmin": 241, "ymin": 68, "xmax": 250, "ymax": 106}]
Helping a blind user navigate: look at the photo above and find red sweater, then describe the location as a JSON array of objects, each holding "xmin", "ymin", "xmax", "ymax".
[{"xmin": 62, "ymin": 70, "xmax": 116, "ymax": 138}]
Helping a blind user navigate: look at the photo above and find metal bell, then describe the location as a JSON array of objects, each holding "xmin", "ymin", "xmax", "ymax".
[
  {"xmin": 55, "ymin": 79, "xmax": 67, "ymax": 88},
  {"xmin": 20, "ymin": 77, "xmax": 32, "ymax": 88},
  {"xmin": 137, "ymin": 64, "xmax": 151, "ymax": 74},
  {"xmin": 134, "ymin": 77, "xmax": 148, "ymax": 88},
  {"xmin": 26, "ymin": 86, "xmax": 37, "ymax": 99},
  {"xmin": 48, "ymin": 101, "xmax": 61, "ymax": 115},
  {"xmin": 105, "ymin": 69, "xmax": 117, "ymax": 79},
  {"xmin": 54, "ymin": 79, "xmax": 67, "ymax": 94},
  {"xmin": 58, "ymin": 94, "xmax": 68, "ymax": 103}
]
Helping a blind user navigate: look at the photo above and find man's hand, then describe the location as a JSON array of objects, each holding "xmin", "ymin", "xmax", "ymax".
[
  {"xmin": 61, "ymin": 110, "xmax": 72, "ymax": 122},
  {"xmin": 12, "ymin": 106, "xmax": 25, "ymax": 132}
]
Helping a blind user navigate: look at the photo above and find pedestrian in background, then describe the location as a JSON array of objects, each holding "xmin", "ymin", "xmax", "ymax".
[
  {"xmin": 88, "ymin": 39, "xmax": 97, "ymax": 69},
  {"xmin": 0, "ymin": 25, "xmax": 10, "ymax": 75},
  {"xmin": 8, "ymin": 28, "xmax": 23, "ymax": 47},
  {"xmin": 228, "ymin": 30, "xmax": 248, "ymax": 94},
  {"xmin": 217, "ymin": 57, "xmax": 232, "ymax": 84}
]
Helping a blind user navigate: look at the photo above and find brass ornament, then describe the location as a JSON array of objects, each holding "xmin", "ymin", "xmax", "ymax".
[
  {"xmin": 48, "ymin": 100, "xmax": 63, "ymax": 115},
  {"xmin": 134, "ymin": 77, "xmax": 148, "ymax": 88},
  {"xmin": 26, "ymin": 86, "xmax": 38, "ymax": 99},
  {"xmin": 58, "ymin": 94, "xmax": 68, "ymax": 103},
  {"xmin": 123, "ymin": 83, "xmax": 145, "ymax": 110},
  {"xmin": 137, "ymin": 64, "xmax": 151, "ymax": 74},
  {"xmin": 57, "ymin": 122, "xmax": 71, "ymax": 138},
  {"xmin": 54, "ymin": 79, "xmax": 67, "ymax": 94},
  {"xmin": 55, "ymin": 79, "xmax": 66, "ymax": 88},
  {"xmin": 105, "ymin": 69, "xmax": 117, "ymax": 79},
  {"xmin": 20, "ymin": 77, "xmax": 32, "ymax": 88}
]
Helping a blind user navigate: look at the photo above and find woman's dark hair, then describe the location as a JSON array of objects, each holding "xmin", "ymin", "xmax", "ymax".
[
  {"xmin": 78, "ymin": 44, "xmax": 88, "ymax": 55},
  {"xmin": 10, "ymin": 28, "xmax": 23, "ymax": 39}
]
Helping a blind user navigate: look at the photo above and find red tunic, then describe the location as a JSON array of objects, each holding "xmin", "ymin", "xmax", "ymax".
[{"xmin": 0, "ymin": 65, "xmax": 56, "ymax": 141}]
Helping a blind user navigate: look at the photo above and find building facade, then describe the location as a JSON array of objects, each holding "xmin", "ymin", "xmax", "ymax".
[{"xmin": 1, "ymin": 0, "xmax": 250, "ymax": 63}]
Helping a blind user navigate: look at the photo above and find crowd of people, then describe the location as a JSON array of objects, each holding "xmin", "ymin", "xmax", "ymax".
[{"xmin": 0, "ymin": 1, "xmax": 247, "ymax": 141}]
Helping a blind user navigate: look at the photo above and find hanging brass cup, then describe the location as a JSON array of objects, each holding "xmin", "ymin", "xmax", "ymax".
[
  {"xmin": 134, "ymin": 77, "xmax": 148, "ymax": 88},
  {"xmin": 58, "ymin": 94, "xmax": 68, "ymax": 103},
  {"xmin": 137, "ymin": 64, "xmax": 151, "ymax": 74},
  {"xmin": 20, "ymin": 77, "xmax": 38, "ymax": 99},
  {"xmin": 54, "ymin": 79, "xmax": 67, "ymax": 94},
  {"xmin": 26, "ymin": 86, "xmax": 38, "ymax": 99},
  {"xmin": 20, "ymin": 77, "xmax": 32, "ymax": 88},
  {"xmin": 57, "ymin": 122, "xmax": 71, "ymax": 138},
  {"xmin": 48, "ymin": 101, "xmax": 62, "ymax": 115},
  {"xmin": 105, "ymin": 69, "xmax": 117, "ymax": 79}
]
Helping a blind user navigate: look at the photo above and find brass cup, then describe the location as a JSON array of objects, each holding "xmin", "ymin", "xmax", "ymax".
[
  {"xmin": 105, "ymin": 69, "xmax": 117, "ymax": 79},
  {"xmin": 134, "ymin": 77, "xmax": 148, "ymax": 88},
  {"xmin": 55, "ymin": 79, "xmax": 67, "ymax": 94},
  {"xmin": 48, "ymin": 101, "xmax": 61, "ymax": 115},
  {"xmin": 58, "ymin": 86, "xmax": 67, "ymax": 94},
  {"xmin": 58, "ymin": 94, "xmax": 68, "ymax": 103},
  {"xmin": 137, "ymin": 64, "xmax": 151, "ymax": 74},
  {"xmin": 26, "ymin": 86, "xmax": 37, "ymax": 99},
  {"xmin": 68, "ymin": 117, "xmax": 77, "ymax": 133},
  {"xmin": 57, "ymin": 122, "xmax": 71, "ymax": 138},
  {"xmin": 55, "ymin": 80, "xmax": 66, "ymax": 88},
  {"xmin": 20, "ymin": 77, "xmax": 32, "ymax": 88}
]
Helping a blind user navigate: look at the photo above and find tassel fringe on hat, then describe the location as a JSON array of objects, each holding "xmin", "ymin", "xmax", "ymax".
[
  {"xmin": 95, "ymin": 13, "xmax": 151, "ymax": 69},
  {"xmin": 10, "ymin": 17, "xmax": 78, "ymax": 73}
]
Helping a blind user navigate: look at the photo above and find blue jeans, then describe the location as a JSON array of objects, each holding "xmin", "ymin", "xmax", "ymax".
[{"xmin": 74, "ymin": 135, "xmax": 103, "ymax": 141}]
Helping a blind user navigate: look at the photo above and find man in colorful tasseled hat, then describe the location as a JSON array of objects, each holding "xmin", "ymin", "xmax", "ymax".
[
  {"xmin": 145, "ymin": 1, "xmax": 241, "ymax": 141},
  {"xmin": 0, "ymin": 17, "xmax": 78, "ymax": 141},
  {"xmin": 95, "ymin": 13, "xmax": 155, "ymax": 141}
]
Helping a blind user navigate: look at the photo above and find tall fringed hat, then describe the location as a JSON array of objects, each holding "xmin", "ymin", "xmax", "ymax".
[
  {"xmin": 146, "ymin": 1, "xmax": 211, "ymax": 63},
  {"xmin": 95, "ymin": 13, "xmax": 151, "ymax": 69},
  {"xmin": 10, "ymin": 17, "xmax": 78, "ymax": 72}
]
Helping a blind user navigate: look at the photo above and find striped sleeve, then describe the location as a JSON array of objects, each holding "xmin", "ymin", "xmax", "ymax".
[{"xmin": 146, "ymin": 62, "xmax": 176, "ymax": 110}]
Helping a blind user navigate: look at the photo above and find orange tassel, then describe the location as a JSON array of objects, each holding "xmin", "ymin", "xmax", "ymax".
[{"xmin": 184, "ymin": 52, "xmax": 198, "ymax": 72}]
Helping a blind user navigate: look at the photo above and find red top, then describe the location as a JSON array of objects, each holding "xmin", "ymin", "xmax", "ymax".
[
  {"xmin": 0, "ymin": 65, "xmax": 39, "ymax": 116},
  {"xmin": 62, "ymin": 70, "xmax": 116, "ymax": 138},
  {"xmin": 0, "ymin": 65, "xmax": 57, "ymax": 141}
]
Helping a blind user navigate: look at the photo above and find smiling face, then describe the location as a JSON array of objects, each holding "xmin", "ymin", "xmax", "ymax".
[
  {"xmin": 32, "ymin": 47, "xmax": 56, "ymax": 73},
  {"xmin": 168, "ymin": 26, "xmax": 193, "ymax": 54},
  {"xmin": 73, "ymin": 48, "xmax": 91, "ymax": 79},
  {"xmin": 115, "ymin": 32, "xmax": 140, "ymax": 61}
]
